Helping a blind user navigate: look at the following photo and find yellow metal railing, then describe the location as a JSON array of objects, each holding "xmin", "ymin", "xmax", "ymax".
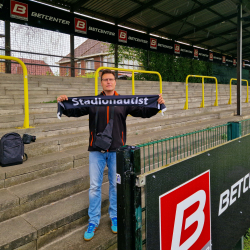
[
  {"xmin": 228, "ymin": 78, "xmax": 249, "ymax": 104},
  {"xmin": 0, "ymin": 56, "xmax": 31, "ymax": 128},
  {"xmin": 184, "ymin": 75, "xmax": 218, "ymax": 110},
  {"xmin": 94, "ymin": 67, "xmax": 162, "ymax": 96}
]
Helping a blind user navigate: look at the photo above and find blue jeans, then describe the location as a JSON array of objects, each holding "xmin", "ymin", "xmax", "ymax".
[{"xmin": 88, "ymin": 151, "xmax": 117, "ymax": 226}]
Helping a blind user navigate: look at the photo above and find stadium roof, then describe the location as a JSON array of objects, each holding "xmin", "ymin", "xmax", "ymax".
[{"xmin": 34, "ymin": 0, "xmax": 250, "ymax": 60}]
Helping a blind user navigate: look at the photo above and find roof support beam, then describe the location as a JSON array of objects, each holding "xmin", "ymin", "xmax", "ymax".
[
  {"xmin": 149, "ymin": 0, "xmax": 225, "ymax": 33},
  {"xmin": 193, "ymin": 21, "xmax": 250, "ymax": 45},
  {"xmin": 237, "ymin": 2, "xmax": 242, "ymax": 116},
  {"xmin": 175, "ymin": 13, "xmax": 237, "ymax": 40},
  {"xmin": 116, "ymin": 0, "xmax": 164, "ymax": 24},
  {"xmin": 72, "ymin": 0, "xmax": 92, "ymax": 12},
  {"xmin": 210, "ymin": 33, "xmax": 250, "ymax": 49}
]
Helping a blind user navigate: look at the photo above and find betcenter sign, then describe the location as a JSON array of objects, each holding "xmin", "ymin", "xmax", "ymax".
[
  {"xmin": 159, "ymin": 171, "xmax": 211, "ymax": 250},
  {"xmin": 146, "ymin": 134, "xmax": 250, "ymax": 250},
  {"xmin": 0, "ymin": 0, "xmax": 244, "ymax": 68}
]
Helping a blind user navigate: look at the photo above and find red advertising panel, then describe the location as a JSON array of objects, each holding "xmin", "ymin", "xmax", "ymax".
[
  {"xmin": 243, "ymin": 61, "xmax": 245, "ymax": 68},
  {"xmin": 174, "ymin": 44, "xmax": 180, "ymax": 54},
  {"xmin": 222, "ymin": 56, "xmax": 226, "ymax": 63},
  {"xmin": 75, "ymin": 17, "xmax": 87, "ymax": 34},
  {"xmin": 150, "ymin": 38, "xmax": 157, "ymax": 49},
  {"xmin": 10, "ymin": 0, "xmax": 28, "ymax": 21},
  {"xmin": 209, "ymin": 52, "xmax": 213, "ymax": 61},
  {"xmin": 159, "ymin": 171, "xmax": 211, "ymax": 250},
  {"xmin": 194, "ymin": 49, "xmax": 198, "ymax": 58},
  {"xmin": 118, "ymin": 29, "xmax": 127, "ymax": 43},
  {"xmin": 233, "ymin": 59, "xmax": 236, "ymax": 66}
]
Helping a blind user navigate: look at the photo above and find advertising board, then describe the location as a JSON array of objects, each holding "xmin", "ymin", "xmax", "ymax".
[{"xmin": 146, "ymin": 134, "xmax": 250, "ymax": 250}]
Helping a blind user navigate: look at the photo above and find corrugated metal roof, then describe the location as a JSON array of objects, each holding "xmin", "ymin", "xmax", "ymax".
[{"xmin": 35, "ymin": 0, "xmax": 250, "ymax": 60}]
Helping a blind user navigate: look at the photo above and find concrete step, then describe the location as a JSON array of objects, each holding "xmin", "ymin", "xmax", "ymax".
[
  {"xmin": 0, "ymin": 165, "xmax": 95, "ymax": 222},
  {"xmin": 39, "ymin": 214, "xmax": 116, "ymax": 250},
  {"xmin": 0, "ymin": 183, "xmax": 112, "ymax": 250},
  {"xmin": 0, "ymin": 106, "xmax": 248, "ymax": 189}
]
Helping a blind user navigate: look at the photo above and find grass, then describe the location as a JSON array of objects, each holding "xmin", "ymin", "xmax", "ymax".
[
  {"xmin": 42, "ymin": 99, "xmax": 57, "ymax": 103},
  {"xmin": 244, "ymin": 228, "xmax": 250, "ymax": 250}
]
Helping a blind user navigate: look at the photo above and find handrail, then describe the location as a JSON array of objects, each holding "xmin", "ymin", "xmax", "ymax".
[
  {"xmin": 228, "ymin": 78, "xmax": 249, "ymax": 104},
  {"xmin": 0, "ymin": 56, "xmax": 31, "ymax": 128},
  {"xmin": 184, "ymin": 75, "xmax": 218, "ymax": 110},
  {"xmin": 94, "ymin": 67, "xmax": 162, "ymax": 96}
]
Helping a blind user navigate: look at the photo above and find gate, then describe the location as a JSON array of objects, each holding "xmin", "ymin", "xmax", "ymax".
[{"xmin": 116, "ymin": 121, "xmax": 250, "ymax": 250}]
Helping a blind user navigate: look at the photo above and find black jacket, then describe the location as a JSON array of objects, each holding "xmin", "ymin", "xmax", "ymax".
[{"xmin": 62, "ymin": 91, "xmax": 159, "ymax": 151}]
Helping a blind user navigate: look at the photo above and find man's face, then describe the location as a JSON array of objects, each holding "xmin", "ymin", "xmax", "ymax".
[{"xmin": 101, "ymin": 73, "xmax": 116, "ymax": 92}]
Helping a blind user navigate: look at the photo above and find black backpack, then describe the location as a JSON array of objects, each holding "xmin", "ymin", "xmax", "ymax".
[{"xmin": 0, "ymin": 132, "xmax": 27, "ymax": 167}]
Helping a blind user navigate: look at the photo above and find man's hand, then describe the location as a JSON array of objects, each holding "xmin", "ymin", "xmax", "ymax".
[
  {"xmin": 157, "ymin": 94, "xmax": 165, "ymax": 104},
  {"xmin": 57, "ymin": 95, "xmax": 68, "ymax": 103}
]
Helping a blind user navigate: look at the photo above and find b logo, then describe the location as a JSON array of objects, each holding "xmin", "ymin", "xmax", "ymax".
[
  {"xmin": 233, "ymin": 59, "xmax": 236, "ymax": 66},
  {"xmin": 174, "ymin": 44, "xmax": 180, "ymax": 54},
  {"xmin": 209, "ymin": 52, "xmax": 213, "ymax": 61},
  {"xmin": 159, "ymin": 171, "xmax": 211, "ymax": 250},
  {"xmin": 150, "ymin": 38, "xmax": 157, "ymax": 49},
  {"xmin": 222, "ymin": 56, "xmax": 226, "ymax": 63},
  {"xmin": 10, "ymin": 0, "xmax": 28, "ymax": 21},
  {"xmin": 75, "ymin": 18, "xmax": 87, "ymax": 34},
  {"xmin": 194, "ymin": 49, "xmax": 198, "ymax": 58},
  {"xmin": 118, "ymin": 29, "xmax": 127, "ymax": 43}
]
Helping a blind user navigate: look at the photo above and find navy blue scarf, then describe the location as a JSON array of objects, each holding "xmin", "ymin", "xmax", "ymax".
[{"xmin": 57, "ymin": 95, "xmax": 166, "ymax": 119}]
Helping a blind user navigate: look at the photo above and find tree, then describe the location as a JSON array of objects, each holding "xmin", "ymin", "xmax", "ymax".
[{"xmin": 109, "ymin": 44, "xmax": 212, "ymax": 82}]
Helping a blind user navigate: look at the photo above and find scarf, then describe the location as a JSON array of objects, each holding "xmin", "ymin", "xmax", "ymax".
[{"xmin": 57, "ymin": 95, "xmax": 166, "ymax": 119}]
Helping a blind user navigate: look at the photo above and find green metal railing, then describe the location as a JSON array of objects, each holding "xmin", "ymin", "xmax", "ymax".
[
  {"xmin": 137, "ymin": 123, "xmax": 229, "ymax": 173},
  {"xmin": 241, "ymin": 119, "xmax": 250, "ymax": 136},
  {"xmin": 117, "ymin": 120, "xmax": 250, "ymax": 250}
]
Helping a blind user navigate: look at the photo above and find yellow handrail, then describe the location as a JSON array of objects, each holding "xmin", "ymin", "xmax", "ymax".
[
  {"xmin": 228, "ymin": 78, "xmax": 248, "ymax": 104},
  {"xmin": 184, "ymin": 75, "xmax": 218, "ymax": 110},
  {"xmin": 94, "ymin": 67, "xmax": 162, "ymax": 96},
  {"xmin": 0, "ymin": 56, "xmax": 31, "ymax": 128}
]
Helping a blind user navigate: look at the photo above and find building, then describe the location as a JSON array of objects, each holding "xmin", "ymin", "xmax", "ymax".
[
  {"xmin": 57, "ymin": 39, "xmax": 140, "ymax": 77},
  {"xmin": 11, "ymin": 58, "xmax": 53, "ymax": 75},
  {"xmin": 0, "ymin": 58, "xmax": 53, "ymax": 75}
]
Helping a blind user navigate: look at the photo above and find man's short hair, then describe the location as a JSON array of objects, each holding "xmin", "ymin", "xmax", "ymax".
[{"xmin": 101, "ymin": 69, "xmax": 116, "ymax": 80}]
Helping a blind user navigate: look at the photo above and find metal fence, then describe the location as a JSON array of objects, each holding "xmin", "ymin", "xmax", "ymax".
[
  {"xmin": 137, "ymin": 123, "xmax": 228, "ymax": 173},
  {"xmin": 117, "ymin": 119, "xmax": 249, "ymax": 250},
  {"xmin": 137, "ymin": 119, "xmax": 250, "ymax": 174},
  {"xmin": 0, "ymin": 21, "xmax": 142, "ymax": 77}
]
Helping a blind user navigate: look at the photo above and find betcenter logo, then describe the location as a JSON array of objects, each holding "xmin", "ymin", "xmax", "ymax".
[
  {"xmin": 174, "ymin": 44, "xmax": 180, "ymax": 54},
  {"xmin": 10, "ymin": 0, "xmax": 28, "ymax": 21},
  {"xmin": 209, "ymin": 53, "xmax": 213, "ymax": 61},
  {"xmin": 75, "ymin": 18, "xmax": 87, "ymax": 34},
  {"xmin": 150, "ymin": 38, "xmax": 157, "ymax": 49},
  {"xmin": 159, "ymin": 170, "xmax": 211, "ymax": 250},
  {"xmin": 194, "ymin": 49, "xmax": 199, "ymax": 58},
  {"xmin": 118, "ymin": 29, "xmax": 127, "ymax": 43}
]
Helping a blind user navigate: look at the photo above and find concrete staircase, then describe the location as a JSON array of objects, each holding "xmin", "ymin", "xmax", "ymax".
[{"xmin": 0, "ymin": 73, "xmax": 250, "ymax": 250}]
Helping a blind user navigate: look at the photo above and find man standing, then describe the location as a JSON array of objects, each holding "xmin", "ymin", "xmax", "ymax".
[{"xmin": 57, "ymin": 69, "xmax": 165, "ymax": 241}]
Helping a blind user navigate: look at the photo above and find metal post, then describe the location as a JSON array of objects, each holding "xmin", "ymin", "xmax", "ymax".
[
  {"xmin": 116, "ymin": 146, "xmax": 142, "ymax": 250},
  {"xmin": 5, "ymin": 20, "xmax": 11, "ymax": 73},
  {"xmin": 147, "ymin": 50, "xmax": 150, "ymax": 70},
  {"xmin": 70, "ymin": 34, "xmax": 75, "ymax": 77},
  {"xmin": 70, "ymin": 6, "xmax": 75, "ymax": 78},
  {"xmin": 227, "ymin": 121, "xmax": 241, "ymax": 141},
  {"xmin": 237, "ymin": 2, "xmax": 242, "ymax": 115},
  {"xmin": 114, "ymin": 43, "xmax": 118, "ymax": 79}
]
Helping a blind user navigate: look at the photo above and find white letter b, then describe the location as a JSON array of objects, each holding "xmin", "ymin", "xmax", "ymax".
[
  {"xmin": 171, "ymin": 190, "xmax": 206, "ymax": 250},
  {"xmin": 13, "ymin": 4, "xmax": 26, "ymax": 14}
]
